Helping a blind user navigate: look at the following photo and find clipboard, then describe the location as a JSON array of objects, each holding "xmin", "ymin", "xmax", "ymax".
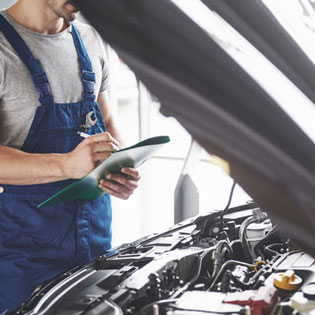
[{"xmin": 38, "ymin": 136, "xmax": 170, "ymax": 208}]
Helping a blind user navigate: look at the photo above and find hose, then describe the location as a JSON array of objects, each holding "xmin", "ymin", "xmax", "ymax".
[
  {"xmin": 239, "ymin": 216, "xmax": 258, "ymax": 263},
  {"xmin": 211, "ymin": 240, "xmax": 233, "ymax": 279},
  {"xmin": 239, "ymin": 210, "xmax": 269, "ymax": 263},
  {"xmin": 253, "ymin": 225, "xmax": 280, "ymax": 258},
  {"xmin": 171, "ymin": 246, "xmax": 214, "ymax": 299}
]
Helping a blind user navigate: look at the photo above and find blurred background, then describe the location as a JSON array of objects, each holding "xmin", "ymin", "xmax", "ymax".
[{"xmin": 1, "ymin": 0, "xmax": 251, "ymax": 246}]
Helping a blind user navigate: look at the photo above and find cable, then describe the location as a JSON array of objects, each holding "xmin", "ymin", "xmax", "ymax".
[
  {"xmin": 171, "ymin": 247, "xmax": 214, "ymax": 299},
  {"xmin": 264, "ymin": 243, "xmax": 283, "ymax": 258},
  {"xmin": 253, "ymin": 225, "xmax": 279, "ymax": 258},
  {"xmin": 211, "ymin": 240, "xmax": 233, "ymax": 280},
  {"xmin": 207, "ymin": 260, "xmax": 254, "ymax": 291},
  {"xmin": 219, "ymin": 180, "xmax": 237, "ymax": 232}
]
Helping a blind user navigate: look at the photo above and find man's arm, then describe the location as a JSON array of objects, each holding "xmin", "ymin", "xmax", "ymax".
[
  {"xmin": 97, "ymin": 90, "xmax": 123, "ymax": 145},
  {"xmin": 0, "ymin": 146, "xmax": 68, "ymax": 185},
  {"xmin": 0, "ymin": 90, "xmax": 139, "ymax": 193},
  {"xmin": 97, "ymin": 91, "xmax": 141, "ymax": 199},
  {"xmin": 0, "ymin": 132, "xmax": 119, "ymax": 185}
]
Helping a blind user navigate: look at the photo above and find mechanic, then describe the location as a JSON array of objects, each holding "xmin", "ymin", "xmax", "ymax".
[{"xmin": 0, "ymin": 0, "xmax": 141, "ymax": 312}]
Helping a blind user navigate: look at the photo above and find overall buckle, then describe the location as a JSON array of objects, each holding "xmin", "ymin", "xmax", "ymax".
[
  {"xmin": 82, "ymin": 70, "xmax": 96, "ymax": 102},
  {"xmin": 32, "ymin": 72, "xmax": 54, "ymax": 105},
  {"xmin": 32, "ymin": 72, "xmax": 51, "ymax": 97}
]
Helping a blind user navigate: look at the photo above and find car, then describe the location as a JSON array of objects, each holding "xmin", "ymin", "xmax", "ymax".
[
  {"xmin": 74, "ymin": 0, "xmax": 315, "ymax": 257},
  {"xmin": 11, "ymin": 202, "xmax": 315, "ymax": 315},
  {"xmin": 6, "ymin": 0, "xmax": 315, "ymax": 314}
]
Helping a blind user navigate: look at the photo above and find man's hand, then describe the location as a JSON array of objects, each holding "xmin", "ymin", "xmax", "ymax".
[
  {"xmin": 64, "ymin": 132, "xmax": 119, "ymax": 179},
  {"xmin": 99, "ymin": 167, "xmax": 141, "ymax": 200}
]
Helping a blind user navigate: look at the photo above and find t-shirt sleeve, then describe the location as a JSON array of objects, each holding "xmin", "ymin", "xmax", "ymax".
[{"xmin": 95, "ymin": 30, "xmax": 110, "ymax": 92}]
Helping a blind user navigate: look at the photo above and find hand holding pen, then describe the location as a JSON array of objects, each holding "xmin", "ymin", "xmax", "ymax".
[
  {"xmin": 77, "ymin": 131, "xmax": 121, "ymax": 151},
  {"xmin": 63, "ymin": 132, "xmax": 120, "ymax": 179},
  {"xmin": 77, "ymin": 131, "xmax": 91, "ymax": 138},
  {"xmin": 76, "ymin": 131, "xmax": 140, "ymax": 200}
]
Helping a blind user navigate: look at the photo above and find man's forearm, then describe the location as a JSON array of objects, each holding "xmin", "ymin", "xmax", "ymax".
[
  {"xmin": 0, "ymin": 132, "xmax": 119, "ymax": 186},
  {"xmin": 0, "ymin": 145, "xmax": 68, "ymax": 185}
]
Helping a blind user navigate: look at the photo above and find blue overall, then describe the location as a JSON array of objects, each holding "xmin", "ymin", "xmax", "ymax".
[{"xmin": 0, "ymin": 16, "xmax": 112, "ymax": 312}]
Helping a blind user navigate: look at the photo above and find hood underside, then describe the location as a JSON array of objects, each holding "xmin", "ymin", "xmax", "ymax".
[{"xmin": 76, "ymin": 0, "xmax": 315, "ymax": 256}]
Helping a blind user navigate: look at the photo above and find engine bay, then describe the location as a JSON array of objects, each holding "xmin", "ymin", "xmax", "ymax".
[{"xmin": 14, "ymin": 203, "xmax": 315, "ymax": 315}]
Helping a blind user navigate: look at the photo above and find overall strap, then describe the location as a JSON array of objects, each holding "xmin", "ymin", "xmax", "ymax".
[
  {"xmin": 71, "ymin": 23, "xmax": 96, "ymax": 103},
  {"xmin": 0, "ymin": 14, "xmax": 54, "ymax": 106}
]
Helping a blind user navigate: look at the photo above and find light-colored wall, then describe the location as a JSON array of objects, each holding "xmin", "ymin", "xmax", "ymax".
[{"xmin": 2, "ymin": 0, "xmax": 16, "ymax": 9}]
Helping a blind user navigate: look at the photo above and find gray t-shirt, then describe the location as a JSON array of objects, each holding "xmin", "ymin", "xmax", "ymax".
[{"xmin": 0, "ymin": 10, "xmax": 109, "ymax": 149}]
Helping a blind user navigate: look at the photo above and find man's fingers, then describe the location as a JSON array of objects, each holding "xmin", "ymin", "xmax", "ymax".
[
  {"xmin": 85, "ymin": 132, "xmax": 119, "ymax": 147},
  {"xmin": 101, "ymin": 179, "xmax": 137, "ymax": 193},
  {"xmin": 106, "ymin": 174, "xmax": 138, "ymax": 190},
  {"xmin": 99, "ymin": 180, "xmax": 133, "ymax": 200},
  {"xmin": 92, "ymin": 142, "xmax": 119, "ymax": 153},
  {"xmin": 94, "ymin": 152, "xmax": 112, "ymax": 162},
  {"xmin": 100, "ymin": 186, "xmax": 129, "ymax": 200},
  {"xmin": 121, "ymin": 167, "xmax": 141, "ymax": 180},
  {"xmin": 99, "ymin": 167, "xmax": 141, "ymax": 199},
  {"xmin": 68, "ymin": 132, "xmax": 120, "ymax": 178}
]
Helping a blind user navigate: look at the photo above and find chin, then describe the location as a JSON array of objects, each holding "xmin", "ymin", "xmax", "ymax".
[{"xmin": 65, "ymin": 11, "xmax": 78, "ymax": 22}]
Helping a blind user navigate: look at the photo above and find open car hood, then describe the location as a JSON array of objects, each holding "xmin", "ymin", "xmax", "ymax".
[{"xmin": 76, "ymin": 0, "xmax": 315, "ymax": 257}]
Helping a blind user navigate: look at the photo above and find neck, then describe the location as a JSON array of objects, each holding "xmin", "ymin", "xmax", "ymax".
[{"xmin": 6, "ymin": 0, "xmax": 68, "ymax": 35}]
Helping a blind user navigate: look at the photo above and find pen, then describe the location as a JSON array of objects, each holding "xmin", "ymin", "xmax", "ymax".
[{"xmin": 77, "ymin": 131, "xmax": 90, "ymax": 138}]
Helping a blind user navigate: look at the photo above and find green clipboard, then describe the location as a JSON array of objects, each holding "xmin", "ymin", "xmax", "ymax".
[{"xmin": 38, "ymin": 136, "xmax": 170, "ymax": 208}]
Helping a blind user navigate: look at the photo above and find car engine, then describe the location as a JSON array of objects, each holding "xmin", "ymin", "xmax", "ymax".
[{"xmin": 12, "ymin": 203, "xmax": 315, "ymax": 315}]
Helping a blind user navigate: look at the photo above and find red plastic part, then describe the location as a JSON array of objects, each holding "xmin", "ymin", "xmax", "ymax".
[{"xmin": 223, "ymin": 286, "xmax": 278, "ymax": 315}]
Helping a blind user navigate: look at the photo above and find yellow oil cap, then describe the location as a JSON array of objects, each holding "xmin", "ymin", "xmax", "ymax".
[{"xmin": 274, "ymin": 270, "xmax": 302, "ymax": 291}]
